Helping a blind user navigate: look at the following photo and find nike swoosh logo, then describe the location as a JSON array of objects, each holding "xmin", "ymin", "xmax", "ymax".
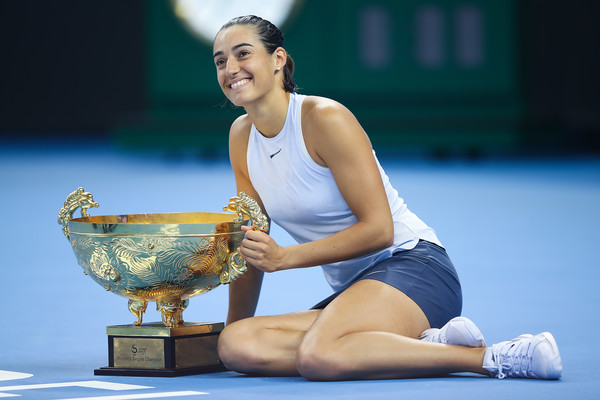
[{"xmin": 269, "ymin": 149, "xmax": 282, "ymax": 158}]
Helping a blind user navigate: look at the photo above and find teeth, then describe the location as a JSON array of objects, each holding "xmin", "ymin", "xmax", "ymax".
[{"xmin": 231, "ymin": 79, "xmax": 250, "ymax": 89}]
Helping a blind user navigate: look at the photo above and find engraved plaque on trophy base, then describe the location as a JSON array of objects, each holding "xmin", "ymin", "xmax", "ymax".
[{"xmin": 94, "ymin": 322, "xmax": 226, "ymax": 377}]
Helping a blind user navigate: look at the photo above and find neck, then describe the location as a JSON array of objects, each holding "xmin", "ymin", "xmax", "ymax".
[{"xmin": 244, "ymin": 90, "xmax": 291, "ymax": 138}]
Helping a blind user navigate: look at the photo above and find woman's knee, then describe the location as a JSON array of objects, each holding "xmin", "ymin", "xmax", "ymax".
[
  {"xmin": 295, "ymin": 334, "xmax": 350, "ymax": 381},
  {"xmin": 217, "ymin": 319, "xmax": 263, "ymax": 372}
]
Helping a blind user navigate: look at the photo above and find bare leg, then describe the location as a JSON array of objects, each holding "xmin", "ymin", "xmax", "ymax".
[
  {"xmin": 218, "ymin": 309, "xmax": 319, "ymax": 376},
  {"xmin": 295, "ymin": 280, "xmax": 488, "ymax": 380},
  {"xmin": 218, "ymin": 279, "xmax": 489, "ymax": 380}
]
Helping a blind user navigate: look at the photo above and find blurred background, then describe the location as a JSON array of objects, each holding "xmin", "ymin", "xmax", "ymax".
[{"xmin": 1, "ymin": 0, "xmax": 599, "ymax": 158}]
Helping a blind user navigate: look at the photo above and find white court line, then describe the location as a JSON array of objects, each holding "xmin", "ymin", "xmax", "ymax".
[
  {"xmin": 0, "ymin": 393, "xmax": 19, "ymax": 398},
  {"xmin": 56, "ymin": 391, "xmax": 208, "ymax": 400},
  {"xmin": 0, "ymin": 371, "xmax": 32, "ymax": 382},
  {"xmin": 77, "ymin": 382, "xmax": 154, "ymax": 391},
  {"xmin": 0, "ymin": 381, "xmax": 152, "ymax": 392}
]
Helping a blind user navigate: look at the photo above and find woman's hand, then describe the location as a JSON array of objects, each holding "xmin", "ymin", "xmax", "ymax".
[{"xmin": 239, "ymin": 225, "xmax": 286, "ymax": 273}]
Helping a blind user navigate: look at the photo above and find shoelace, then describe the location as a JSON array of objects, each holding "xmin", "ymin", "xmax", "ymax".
[{"xmin": 492, "ymin": 339, "xmax": 533, "ymax": 379}]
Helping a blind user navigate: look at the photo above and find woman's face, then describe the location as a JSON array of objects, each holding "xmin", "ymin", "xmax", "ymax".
[{"xmin": 213, "ymin": 25, "xmax": 280, "ymax": 107}]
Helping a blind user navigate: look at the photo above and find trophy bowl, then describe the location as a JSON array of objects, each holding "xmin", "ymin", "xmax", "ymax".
[{"xmin": 58, "ymin": 188, "xmax": 268, "ymax": 328}]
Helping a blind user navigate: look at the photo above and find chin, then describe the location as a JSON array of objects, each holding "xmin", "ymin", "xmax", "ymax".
[
  {"xmin": 226, "ymin": 93, "xmax": 254, "ymax": 108},
  {"xmin": 228, "ymin": 97, "xmax": 245, "ymax": 107}
]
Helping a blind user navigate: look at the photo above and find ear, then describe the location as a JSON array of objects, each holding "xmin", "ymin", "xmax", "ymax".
[{"xmin": 273, "ymin": 47, "xmax": 287, "ymax": 71}]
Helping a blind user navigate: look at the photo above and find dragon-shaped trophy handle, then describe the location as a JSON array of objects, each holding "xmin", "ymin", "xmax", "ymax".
[
  {"xmin": 58, "ymin": 187, "xmax": 99, "ymax": 241},
  {"xmin": 221, "ymin": 192, "xmax": 269, "ymax": 284}
]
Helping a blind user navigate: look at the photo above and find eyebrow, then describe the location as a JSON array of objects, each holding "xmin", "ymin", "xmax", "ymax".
[{"xmin": 213, "ymin": 43, "xmax": 254, "ymax": 59}]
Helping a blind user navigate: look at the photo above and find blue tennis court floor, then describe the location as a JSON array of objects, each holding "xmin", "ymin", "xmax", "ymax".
[{"xmin": 1, "ymin": 142, "xmax": 598, "ymax": 399}]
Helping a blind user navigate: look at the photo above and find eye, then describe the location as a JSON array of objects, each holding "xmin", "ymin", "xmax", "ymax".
[
  {"xmin": 238, "ymin": 50, "xmax": 250, "ymax": 58},
  {"xmin": 215, "ymin": 58, "xmax": 225, "ymax": 68}
]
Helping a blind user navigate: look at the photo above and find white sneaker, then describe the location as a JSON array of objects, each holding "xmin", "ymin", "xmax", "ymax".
[
  {"xmin": 419, "ymin": 316, "xmax": 486, "ymax": 347},
  {"xmin": 483, "ymin": 332, "xmax": 562, "ymax": 379}
]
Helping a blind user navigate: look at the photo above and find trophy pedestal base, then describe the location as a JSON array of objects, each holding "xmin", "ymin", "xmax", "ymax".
[
  {"xmin": 94, "ymin": 364, "xmax": 227, "ymax": 377},
  {"xmin": 94, "ymin": 322, "xmax": 226, "ymax": 377}
]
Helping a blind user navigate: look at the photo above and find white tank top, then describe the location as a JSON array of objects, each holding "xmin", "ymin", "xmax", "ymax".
[{"xmin": 247, "ymin": 93, "xmax": 442, "ymax": 292}]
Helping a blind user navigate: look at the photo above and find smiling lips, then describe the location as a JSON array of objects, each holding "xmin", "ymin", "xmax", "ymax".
[{"xmin": 230, "ymin": 78, "xmax": 251, "ymax": 90}]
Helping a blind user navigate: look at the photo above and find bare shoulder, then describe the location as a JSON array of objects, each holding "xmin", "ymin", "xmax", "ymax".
[
  {"xmin": 302, "ymin": 95, "xmax": 354, "ymax": 124},
  {"xmin": 301, "ymin": 95, "xmax": 371, "ymax": 153},
  {"xmin": 229, "ymin": 114, "xmax": 252, "ymax": 143}
]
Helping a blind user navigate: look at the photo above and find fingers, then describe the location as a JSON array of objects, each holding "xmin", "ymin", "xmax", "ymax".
[
  {"xmin": 238, "ymin": 227, "xmax": 279, "ymax": 272},
  {"xmin": 241, "ymin": 225, "xmax": 267, "ymax": 243},
  {"xmin": 239, "ymin": 226, "xmax": 266, "ymax": 258},
  {"xmin": 241, "ymin": 237, "xmax": 263, "ymax": 254},
  {"xmin": 241, "ymin": 224, "xmax": 267, "ymax": 233},
  {"xmin": 238, "ymin": 243, "xmax": 266, "ymax": 271}
]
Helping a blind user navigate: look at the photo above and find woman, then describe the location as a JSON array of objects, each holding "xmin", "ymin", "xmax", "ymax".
[{"xmin": 212, "ymin": 15, "xmax": 562, "ymax": 381}]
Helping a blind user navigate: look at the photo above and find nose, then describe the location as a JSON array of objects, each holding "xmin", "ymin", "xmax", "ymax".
[{"xmin": 225, "ymin": 57, "xmax": 240, "ymax": 76}]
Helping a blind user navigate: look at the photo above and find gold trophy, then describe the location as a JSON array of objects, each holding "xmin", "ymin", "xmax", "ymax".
[{"xmin": 58, "ymin": 188, "xmax": 268, "ymax": 377}]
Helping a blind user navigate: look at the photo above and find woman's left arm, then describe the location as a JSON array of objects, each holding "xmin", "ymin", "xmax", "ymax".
[{"xmin": 239, "ymin": 97, "xmax": 395, "ymax": 273}]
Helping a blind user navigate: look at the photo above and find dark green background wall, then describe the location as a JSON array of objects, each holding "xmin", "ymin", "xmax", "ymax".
[
  {"xmin": 1, "ymin": 1, "xmax": 599, "ymax": 155},
  {"xmin": 134, "ymin": 0, "xmax": 520, "ymax": 154}
]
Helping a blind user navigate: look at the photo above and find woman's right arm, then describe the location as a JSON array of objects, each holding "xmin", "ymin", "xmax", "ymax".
[{"xmin": 226, "ymin": 115, "xmax": 269, "ymax": 325}]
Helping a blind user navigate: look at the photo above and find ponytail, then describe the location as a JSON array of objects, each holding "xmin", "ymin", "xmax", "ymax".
[{"xmin": 283, "ymin": 55, "xmax": 296, "ymax": 92}]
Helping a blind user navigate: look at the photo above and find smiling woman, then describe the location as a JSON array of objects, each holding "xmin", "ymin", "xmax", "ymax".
[
  {"xmin": 213, "ymin": 15, "xmax": 296, "ymax": 109},
  {"xmin": 211, "ymin": 15, "xmax": 563, "ymax": 382}
]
